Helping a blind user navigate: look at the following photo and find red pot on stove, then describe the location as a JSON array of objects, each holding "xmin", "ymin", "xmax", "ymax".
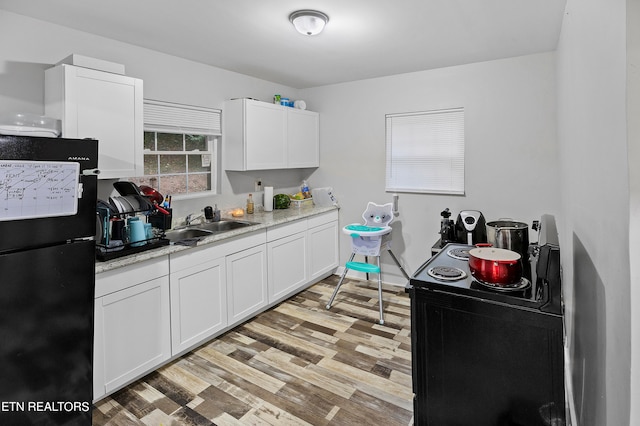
[{"xmin": 468, "ymin": 247, "xmax": 522, "ymax": 285}]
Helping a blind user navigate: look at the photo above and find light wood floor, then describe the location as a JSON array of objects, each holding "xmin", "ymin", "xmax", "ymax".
[{"xmin": 92, "ymin": 275, "xmax": 414, "ymax": 425}]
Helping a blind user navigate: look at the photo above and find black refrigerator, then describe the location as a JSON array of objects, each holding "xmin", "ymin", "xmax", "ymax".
[{"xmin": 0, "ymin": 135, "xmax": 98, "ymax": 425}]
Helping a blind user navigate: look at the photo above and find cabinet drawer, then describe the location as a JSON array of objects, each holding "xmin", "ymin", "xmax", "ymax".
[
  {"xmin": 266, "ymin": 219, "xmax": 307, "ymax": 241},
  {"xmin": 96, "ymin": 256, "xmax": 169, "ymax": 298},
  {"xmin": 307, "ymin": 210, "xmax": 339, "ymax": 228},
  {"xmin": 170, "ymin": 230, "xmax": 266, "ymax": 273}
]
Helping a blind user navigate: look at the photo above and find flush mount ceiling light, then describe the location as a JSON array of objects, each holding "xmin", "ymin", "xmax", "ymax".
[{"xmin": 289, "ymin": 10, "xmax": 329, "ymax": 36}]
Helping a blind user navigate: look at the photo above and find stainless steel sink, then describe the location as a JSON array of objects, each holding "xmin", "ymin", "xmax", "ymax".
[
  {"xmin": 164, "ymin": 219, "xmax": 258, "ymax": 243},
  {"xmin": 164, "ymin": 227, "xmax": 214, "ymax": 243},
  {"xmin": 197, "ymin": 219, "xmax": 257, "ymax": 233}
]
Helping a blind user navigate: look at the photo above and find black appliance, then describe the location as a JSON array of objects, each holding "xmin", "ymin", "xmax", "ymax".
[
  {"xmin": 0, "ymin": 135, "xmax": 98, "ymax": 425},
  {"xmin": 407, "ymin": 214, "xmax": 565, "ymax": 426},
  {"xmin": 455, "ymin": 209, "xmax": 487, "ymax": 245},
  {"xmin": 438, "ymin": 208, "xmax": 456, "ymax": 247}
]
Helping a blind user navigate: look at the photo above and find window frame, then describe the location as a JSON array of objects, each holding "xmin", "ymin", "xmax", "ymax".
[
  {"xmin": 132, "ymin": 100, "xmax": 222, "ymax": 199},
  {"xmin": 141, "ymin": 131, "xmax": 217, "ymax": 197},
  {"xmin": 385, "ymin": 107, "xmax": 465, "ymax": 195}
]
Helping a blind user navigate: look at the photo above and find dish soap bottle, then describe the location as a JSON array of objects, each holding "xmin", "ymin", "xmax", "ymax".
[
  {"xmin": 246, "ymin": 194, "xmax": 254, "ymax": 214},
  {"xmin": 301, "ymin": 180, "xmax": 311, "ymax": 199}
]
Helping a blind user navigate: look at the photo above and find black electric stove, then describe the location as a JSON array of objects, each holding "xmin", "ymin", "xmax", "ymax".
[{"xmin": 407, "ymin": 214, "xmax": 565, "ymax": 425}]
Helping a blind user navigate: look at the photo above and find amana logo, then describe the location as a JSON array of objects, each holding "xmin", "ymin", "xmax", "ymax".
[{"xmin": 68, "ymin": 156, "xmax": 91, "ymax": 161}]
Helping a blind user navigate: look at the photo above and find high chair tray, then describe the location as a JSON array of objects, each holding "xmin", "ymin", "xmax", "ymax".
[{"xmin": 343, "ymin": 224, "xmax": 392, "ymax": 237}]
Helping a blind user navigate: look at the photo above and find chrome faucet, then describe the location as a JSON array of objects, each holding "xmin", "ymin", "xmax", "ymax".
[{"xmin": 185, "ymin": 213, "xmax": 204, "ymax": 226}]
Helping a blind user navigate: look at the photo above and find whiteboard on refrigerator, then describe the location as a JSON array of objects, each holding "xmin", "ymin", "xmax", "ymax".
[{"xmin": 0, "ymin": 160, "xmax": 80, "ymax": 221}]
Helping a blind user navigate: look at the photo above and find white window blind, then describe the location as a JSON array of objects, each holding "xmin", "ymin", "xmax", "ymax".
[
  {"xmin": 385, "ymin": 107, "xmax": 464, "ymax": 195},
  {"xmin": 144, "ymin": 99, "xmax": 221, "ymax": 135}
]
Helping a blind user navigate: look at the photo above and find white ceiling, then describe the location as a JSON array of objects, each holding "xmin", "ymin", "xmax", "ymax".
[{"xmin": 0, "ymin": 0, "xmax": 567, "ymax": 89}]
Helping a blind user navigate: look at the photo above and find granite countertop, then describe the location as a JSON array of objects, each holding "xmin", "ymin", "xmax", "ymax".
[{"xmin": 95, "ymin": 205, "xmax": 339, "ymax": 274}]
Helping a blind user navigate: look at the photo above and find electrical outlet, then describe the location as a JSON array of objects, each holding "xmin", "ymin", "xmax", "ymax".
[{"xmin": 255, "ymin": 179, "xmax": 262, "ymax": 192}]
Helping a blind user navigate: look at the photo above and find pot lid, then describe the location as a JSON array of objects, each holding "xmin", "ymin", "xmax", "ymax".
[{"xmin": 469, "ymin": 247, "xmax": 521, "ymax": 261}]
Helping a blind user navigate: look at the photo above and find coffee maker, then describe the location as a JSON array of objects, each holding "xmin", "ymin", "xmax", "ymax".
[
  {"xmin": 439, "ymin": 208, "xmax": 456, "ymax": 247},
  {"xmin": 455, "ymin": 210, "xmax": 487, "ymax": 245}
]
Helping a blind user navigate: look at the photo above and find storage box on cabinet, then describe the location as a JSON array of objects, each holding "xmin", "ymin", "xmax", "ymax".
[
  {"xmin": 94, "ymin": 257, "xmax": 170, "ymax": 402},
  {"xmin": 45, "ymin": 64, "xmax": 143, "ymax": 179}
]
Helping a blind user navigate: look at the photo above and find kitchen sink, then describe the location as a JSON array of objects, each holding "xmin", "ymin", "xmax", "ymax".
[
  {"xmin": 164, "ymin": 228, "xmax": 214, "ymax": 243},
  {"xmin": 164, "ymin": 219, "xmax": 259, "ymax": 243},
  {"xmin": 197, "ymin": 219, "xmax": 258, "ymax": 233}
]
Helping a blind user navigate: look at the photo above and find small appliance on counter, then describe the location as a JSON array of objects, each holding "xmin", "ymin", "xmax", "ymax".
[
  {"xmin": 311, "ymin": 187, "xmax": 339, "ymax": 207},
  {"xmin": 438, "ymin": 208, "xmax": 456, "ymax": 247},
  {"xmin": 454, "ymin": 209, "xmax": 487, "ymax": 245}
]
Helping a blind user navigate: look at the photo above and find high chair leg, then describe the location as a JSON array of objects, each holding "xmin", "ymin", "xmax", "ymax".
[
  {"xmin": 376, "ymin": 256, "xmax": 384, "ymax": 325},
  {"xmin": 326, "ymin": 253, "xmax": 355, "ymax": 310}
]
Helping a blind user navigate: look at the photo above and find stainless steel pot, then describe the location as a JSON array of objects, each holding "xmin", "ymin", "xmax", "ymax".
[{"xmin": 486, "ymin": 220, "xmax": 529, "ymax": 260}]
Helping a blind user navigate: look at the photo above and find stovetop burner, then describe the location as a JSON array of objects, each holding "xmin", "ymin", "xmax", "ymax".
[
  {"xmin": 427, "ymin": 266, "xmax": 467, "ymax": 281},
  {"xmin": 473, "ymin": 277, "xmax": 531, "ymax": 293},
  {"xmin": 447, "ymin": 247, "xmax": 470, "ymax": 260}
]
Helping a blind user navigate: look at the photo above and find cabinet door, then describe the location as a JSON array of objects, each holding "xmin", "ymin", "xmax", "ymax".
[
  {"xmin": 307, "ymin": 220, "xmax": 340, "ymax": 281},
  {"xmin": 267, "ymin": 233, "xmax": 307, "ymax": 303},
  {"xmin": 170, "ymin": 257, "xmax": 227, "ymax": 356},
  {"xmin": 226, "ymin": 245, "xmax": 268, "ymax": 324},
  {"xmin": 245, "ymin": 101, "xmax": 287, "ymax": 170},
  {"xmin": 47, "ymin": 65, "xmax": 143, "ymax": 179},
  {"xmin": 288, "ymin": 109, "xmax": 319, "ymax": 168},
  {"xmin": 94, "ymin": 275, "xmax": 170, "ymax": 399}
]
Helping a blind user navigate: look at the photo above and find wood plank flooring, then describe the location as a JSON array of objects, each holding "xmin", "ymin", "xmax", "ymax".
[{"xmin": 92, "ymin": 276, "xmax": 413, "ymax": 425}]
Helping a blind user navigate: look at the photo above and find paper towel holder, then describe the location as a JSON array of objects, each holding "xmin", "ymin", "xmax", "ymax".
[{"xmin": 264, "ymin": 186, "xmax": 274, "ymax": 212}]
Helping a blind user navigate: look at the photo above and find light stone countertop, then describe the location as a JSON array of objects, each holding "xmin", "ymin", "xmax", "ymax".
[{"xmin": 95, "ymin": 205, "xmax": 339, "ymax": 274}]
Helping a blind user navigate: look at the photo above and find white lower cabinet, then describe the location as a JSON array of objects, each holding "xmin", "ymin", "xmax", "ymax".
[
  {"xmin": 307, "ymin": 211, "xmax": 340, "ymax": 281},
  {"xmin": 267, "ymin": 221, "xmax": 308, "ymax": 303},
  {"xmin": 94, "ymin": 211, "xmax": 338, "ymax": 401},
  {"xmin": 94, "ymin": 257, "xmax": 170, "ymax": 401},
  {"xmin": 227, "ymin": 244, "xmax": 268, "ymax": 325},
  {"xmin": 169, "ymin": 256, "xmax": 227, "ymax": 356}
]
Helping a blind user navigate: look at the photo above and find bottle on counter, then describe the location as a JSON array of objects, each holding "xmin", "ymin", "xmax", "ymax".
[
  {"xmin": 246, "ymin": 194, "xmax": 254, "ymax": 214},
  {"xmin": 301, "ymin": 180, "xmax": 311, "ymax": 199}
]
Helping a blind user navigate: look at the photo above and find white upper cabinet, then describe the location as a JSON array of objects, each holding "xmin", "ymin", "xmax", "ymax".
[
  {"xmin": 287, "ymin": 108, "xmax": 320, "ymax": 168},
  {"xmin": 45, "ymin": 64, "xmax": 143, "ymax": 179},
  {"xmin": 224, "ymin": 98, "xmax": 319, "ymax": 170}
]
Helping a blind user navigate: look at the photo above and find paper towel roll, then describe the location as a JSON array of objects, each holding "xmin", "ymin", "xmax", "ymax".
[{"xmin": 264, "ymin": 186, "xmax": 274, "ymax": 211}]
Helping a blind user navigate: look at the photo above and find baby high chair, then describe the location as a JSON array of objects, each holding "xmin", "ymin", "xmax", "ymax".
[{"xmin": 326, "ymin": 202, "xmax": 409, "ymax": 325}]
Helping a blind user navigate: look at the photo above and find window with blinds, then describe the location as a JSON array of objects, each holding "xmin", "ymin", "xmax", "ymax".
[
  {"xmin": 385, "ymin": 107, "xmax": 465, "ymax": 195},
  {"xmin": 128, "ymin": 100, "xmax": 222, "ymax": 197}
]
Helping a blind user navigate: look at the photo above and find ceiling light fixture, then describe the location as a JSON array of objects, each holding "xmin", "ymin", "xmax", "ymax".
[{"xmin": 289, "ymin": 10, "xmax": 329, "ymax": 36}]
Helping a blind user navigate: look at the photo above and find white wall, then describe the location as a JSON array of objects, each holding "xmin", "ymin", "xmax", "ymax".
[
  {"xmin": 0, "ymin": 10, "xmax": 310, "ymax": 220},
  {"xmin": 557, "ymin": 0, "xmax": 631, "ymax": 424},
  {"xmin": 628, "ymin": 0, "xmax": 640, "ymax": 423},
  {"xmin": 300, "ymin": 53, "xmax": 559, "ymax": 285}
]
